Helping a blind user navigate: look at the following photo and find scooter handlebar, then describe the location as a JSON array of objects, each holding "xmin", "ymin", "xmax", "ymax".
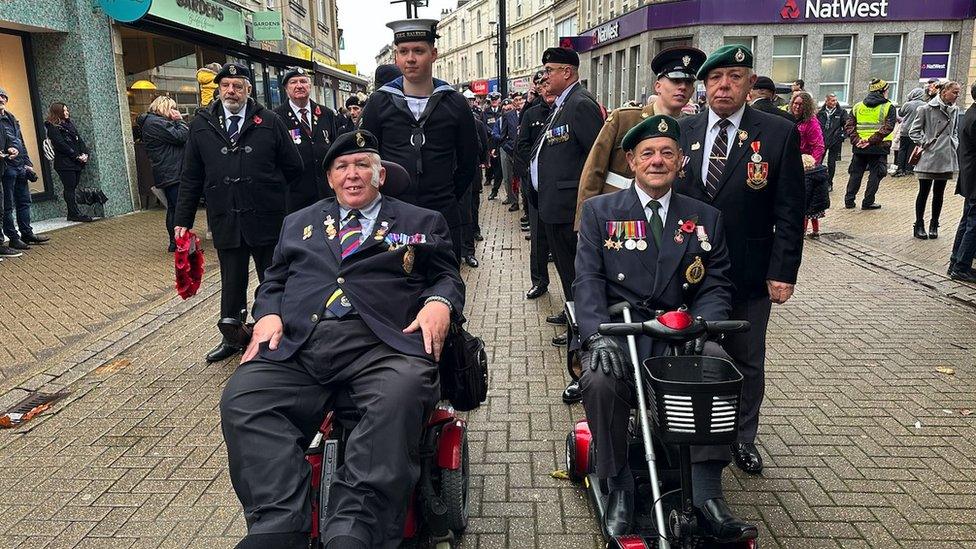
[
  {"xmin": 597, "ymin": 318, "xmax": 751, "ymax": 340},
  {"xmin": 703, "ymin": 320, "xmax": 751, "ymax": 335}
]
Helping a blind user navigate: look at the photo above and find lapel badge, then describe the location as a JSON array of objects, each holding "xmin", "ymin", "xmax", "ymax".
[
  {"xmin": 325, "ymin": 215, "xmax": 337, "ymax": 240},
  {"xmin": 302, "ymin": 225, "xmax": 313, "ymax": 240},
  {"xmin": 403, "ymin": 245, "xmax": 415, "ymax": 274},
  {"xmin": 746, "ymin": 161, "xmax": 769, "ymax": 189},
  {"xmin": 685, "ymin": 256, "xmax": 705, "ymax": 284},
  {"xmin": 737, "ymin": 129, "xmax": 748, "ymax": 146},
  {"xmin": 691, "ymin": 142, "xmax": 701, "ymax": 151},
  {"xmin": 356, "ymin": 132, "xmax": 366, "ymax": 147},
  {"xmin": 374, "ymin": 221, "xmax": 389, "ymax": 241}
]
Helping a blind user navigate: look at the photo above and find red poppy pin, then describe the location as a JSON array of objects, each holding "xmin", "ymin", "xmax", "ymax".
[
  {"xmin": 673, "ymin": 215, "xmax": 700, "ymax": 243},
  {"xmin": 314, "ymin": 106, "xmax": 322, "ymax": 117},
  {"xmin": 680, "ymin": 220, "xmax": 696, "ymax": 233},
  {"xmin": 253, "ymin": 115, "xmax": 263, "ymax": 125}
]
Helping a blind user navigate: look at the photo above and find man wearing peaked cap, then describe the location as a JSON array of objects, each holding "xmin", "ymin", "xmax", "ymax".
[
  {"xmin": 575, "ymin": 114, "xmax": 756, "ymax": 541},
  {"xmin": 221, "ymin": 128, "xmax": 464, "ymax": 549},
  {"xmin": 750, "ymin": 76, "xmax": 796, "ymax": 123},
  {"xmin": 483, "ymin": 89, "xmax": 507, "ymax": 201},
  {"xmin": 360, "ymin": 18, "xmax": 478, "ymax": 260},
  {"xmin": 274, "ymin": 66, "xmax": 340, "ymax": 213},
  {"xmin": 674, "ymin": 45, "xmax": 805, "ymax": 478}
]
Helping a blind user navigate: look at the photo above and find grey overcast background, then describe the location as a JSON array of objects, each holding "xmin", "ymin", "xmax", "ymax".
[{"xmin": 338, "ymin": 0, "xmax": 457, "ymax": 76}]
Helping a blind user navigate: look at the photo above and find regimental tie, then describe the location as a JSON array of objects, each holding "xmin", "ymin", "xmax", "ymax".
[
  {"xmin": 227, "ymin": 115, "xmax": 242, "ymax": 144},
  {"xmin": 647, "ymin": 199, "xmax": 663, "ymax": 248},
  {"xmin": 705, "ymin": 118, "xmax": 732, "ymax": 199},
  {"xmin": 325, "ymin": 210, "xmax": 363, "ymax": 318},
  {"xmin": 299, "ymin": 108, "xmax": 312, "ymax": 137}
]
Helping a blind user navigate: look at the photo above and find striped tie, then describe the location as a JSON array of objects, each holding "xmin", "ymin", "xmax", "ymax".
[
  {"xmin": 705, "ymin": 119, "xmax": 732, "ymax": 199},
  {"xmin": 227, "ymin": 115, "xmax": 241, "ymax": 144},
  {"xmin": 338, "ymin": 210, "xmax": 363, "ymax": 259}
]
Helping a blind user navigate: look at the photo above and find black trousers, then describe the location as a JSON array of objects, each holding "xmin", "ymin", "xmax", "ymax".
[
  {"xmin": 542, "ymin": 221, "xmax": 576, "ymax": 301},
  {"xmin": 845, "ymin": 154, "xmax": 887, "ymax": 207},
  {"xmin": 54, "ymin": 168, "xmax": 82, "ymax": 218},
  {"xmin": 720, "ymin": 296, "xmax": 773, "ymax": 443},
  {"xmin": 895, "ymin": 136, "xmax": 916, "ymax": 174},
  {"xmin": 221, "ymin": 318, "xmax": 438, "ymax": 546},
  {"xmin": 216, "ymin": 243, "xmax": 275, "ymax": 320},
  {"xmin": 825, "ymin": 143, "xmax": 842, "ymax": 188},
  {"xmin": 524, "ymin": 185, "xmax": 549, "ymax": 288},
  {"xmin": 487, "ymin": 154, "xmax": 502, "ymax": 194},
  {"xmin": 580, "ymin": 340, "xmax": 732, "ymax": 479}
]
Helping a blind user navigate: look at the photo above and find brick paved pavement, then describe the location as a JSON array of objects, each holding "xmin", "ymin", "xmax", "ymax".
[{"xmin": 0, "ymin": 190, "xmax": 975, "ymax": 548}]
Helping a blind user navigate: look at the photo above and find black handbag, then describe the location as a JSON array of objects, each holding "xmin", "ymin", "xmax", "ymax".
[{"xmin": 438, "ymin": 323, "xmax": 488, "ymax": 412}]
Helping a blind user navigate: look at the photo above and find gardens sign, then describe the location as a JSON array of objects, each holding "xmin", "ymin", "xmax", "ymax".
[{"xmin": 148, "ymin": 0, "xmax": 246, "ymax": 43}]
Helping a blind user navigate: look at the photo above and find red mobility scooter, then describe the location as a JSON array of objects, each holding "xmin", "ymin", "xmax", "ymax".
[{"xmin": 565, "ymin": 302, "xmax": 760, "ymax": 549}]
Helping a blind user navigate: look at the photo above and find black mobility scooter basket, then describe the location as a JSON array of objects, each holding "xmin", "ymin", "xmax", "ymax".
[{"xmin": 642, "ymin": 356, "xmax": 743, "ymax": 446}]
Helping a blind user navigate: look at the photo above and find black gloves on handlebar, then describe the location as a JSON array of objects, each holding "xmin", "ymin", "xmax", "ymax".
[{"xmin": 585, "ymin": 334, "xmax": 630, "ymax": 380}]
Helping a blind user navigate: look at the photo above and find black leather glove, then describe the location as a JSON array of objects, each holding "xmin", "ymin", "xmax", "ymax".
[{"xmin": 585, "ymin": 334, "xmax": 630, "ymax": 380}]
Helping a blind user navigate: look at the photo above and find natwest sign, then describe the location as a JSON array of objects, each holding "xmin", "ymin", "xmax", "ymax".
[
  {"xmin": 593, "ymin": 22, "xmax": 620, "ymax": 45},
  {"xmin": 787, "ymin": 0, "xmax": 890, "ymax": 19}
]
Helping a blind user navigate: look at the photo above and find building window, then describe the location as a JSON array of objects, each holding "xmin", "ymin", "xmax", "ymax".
[
  {"xmin": 723, "ymin": 36, "xmax": 755, "ymax": 52},
  {"xmin": 316, "ymin": 0, "xmax": 328, "ymax": 32},
  {"xmin": 772, "ymin": 36, "xmax": 804, "ymax": 84},
  {"xmin": 461, "ymin": 19, "xmax": 466, "ymax": 42},
  {"xmin": 629, "ymin": 45, "xmax": 640, "ymax": 101},
  {"xmin": 477, "ymin": 10, "xmax": 482, "ymax": 37},
  {"xmin": 821, "ymin": 35, "xmax": 853, "ymax": 104},
  {"xmin": 555, "ymin": 16, "xmax": 577, "ymax": 39},
  {"xmin": 871, "ymin": 34, "xmax": 903, "ymax": 101},
  {"xmin": 921, "ymin": 33, "xmax": 953, "ymax": 82},
  {"xmin": 476, "ymin": 51, "xmax": 484, "ymax": 77},
  {"xmin": 517, "ymin": 0, "xmax": 523, "ymax": 19},
  {"xmin": 656, "ymin": 37, "xmax": 692, "ymax": 55}
]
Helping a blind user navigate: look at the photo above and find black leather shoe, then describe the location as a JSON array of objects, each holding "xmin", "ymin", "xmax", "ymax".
[
  {"xmin": 206, "ymin": 339, "xmax": 242, "ymax": 363},
  {"xmin": 487, "ymin": 192, "xmax": 498, "ymax": 200},
  {"xmin": 525, "ymin": 285, "xmax": 548, "ymax": 299},
  {"xmin": 508, "ymin": 203, "xmax": 520, "ymax": 211},
  {"xmin": 520, "ymin": 223, "xmax": 530, "ymax": 232},
  {"xmin": 562, "ymin": 380, "xmax": 582, "ymax": 404},
  {"xmin": 844, "ymin": 202, "xmax": 855, "ymax": 209},
  {"xmin": 950, "ymin": 268, "xmax": 976, "ymax": 283},
  {"xmin": 502, "ymin": 197, "xmax": 515, "ymax": 205},
  {"xmin": 731, "ymin": 442, "xmax": 763, "ymax": 474},
  {"xmin": 697, "ymin": 498, "xmax": 758, "ymax": 543},
  {"xmin": 474, "ymin": 232, "xmax": 484, "ymax": 241},
  {"xmin": 551, "ymin": 331, "xmax": 568, "ymax": 347},
  {"xmin": 603, "ymin": 489, "xmax": 635, "ymax": 536},
  {"xmin": 929, "ymin": 221, "xmax": 939, "ymax": 239},
  {"xmin": 235, "ymin": 532, "xmax": 310, "ymax": 549},
  {"xmin": 546, "ymin": 312, "xmax": 567, "ymax": 325},
  {"xmin": 862, "ymin": 203, "xmax": 882, "ymax": 210},
  {"xmin": 8, "ymin": 239, "xmax": 30, "ymax": 250},
  {"xmin": 547, "ymin": 252, "xmax": 554, "ymax": 263},
  {"xmin": 22, "ymin": 234, "xmax": 50, "ymax": 244},
  {"xmin": 217, "ymin": 317, "xmax": 253, "ymax": 348},
  {"xmin": 67, "ymin": 214, "xmax": 94, "ymax": 222},
  {"xmin": 524, "ymin": 234, "xmax": 532, "ymax": 240},
  {"xmin": 520, "ymin": 215, "xmax": 529, "ymax": 223},
  {"xmin": 463, "ymin": 255, "xmax": 479, "ymax": 268},
  {"xmin": 914, "ymin": 223, "xmax": 929, "ymax": 239}
]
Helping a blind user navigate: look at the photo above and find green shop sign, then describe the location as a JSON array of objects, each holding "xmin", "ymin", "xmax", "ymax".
[
  {"xmin": 251, "ymin": 10, "xmax": 283, "ymax": 41},
  {"xmin": 149, "ymin": 0, "xmax": 246, "ymax": 43}
]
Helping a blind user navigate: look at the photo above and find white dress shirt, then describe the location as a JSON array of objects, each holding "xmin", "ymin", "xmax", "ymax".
[
  {"xmin": 530, "ymin": 81, "xmax": 580, "ymax": 190},
  {"xmin": 633, "ymin": 185, "xmax": 672, "ymax": 224},
  {"xmin": 290, "ymin": 100, "xmax": 312, "ymax": 126},
  {"xmin": 223, "ymin": 104, "xmax": 247, "ymax": 133},
  {"xmin": 700, "ymin": 104, "xmax": 746, "ymax": 188}
]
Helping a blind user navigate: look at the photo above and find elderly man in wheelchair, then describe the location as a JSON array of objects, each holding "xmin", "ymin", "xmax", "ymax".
[
  {"xmin": 220, "ymin": 130, "xmax": 465, "ymax": 549},
  {"xmin": 573, "ymin": 115, "xmax": 758, "ymax": 541}
]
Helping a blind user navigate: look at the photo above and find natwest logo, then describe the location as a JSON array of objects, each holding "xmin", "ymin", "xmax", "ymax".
[
  {"xmin": 803, "ymin": 0, "xmax": 890, "ymax": 19},
  {"xmin": 781, "ymin": 0, "xmax": 800, "ymax": 18}
]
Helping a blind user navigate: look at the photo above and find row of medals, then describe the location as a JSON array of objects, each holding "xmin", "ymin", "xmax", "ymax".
[{"xmin": 606, "ymin": 236, "xmax": 648, "ymax": 251}]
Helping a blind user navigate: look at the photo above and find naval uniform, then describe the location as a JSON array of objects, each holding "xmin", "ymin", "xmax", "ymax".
[
  {"xmin": 273, "ymin": 100, "xmax": 338, "ymax": 212},
  {"xmin": 221, "ymin": 194, "xmax": 464, "ymax": 548},
  {"xmin": 174, "ymin": 97, "xmax": 303, "ymax": 321},
  {"xmin": 359, "ymin": 77, "xmax": 479, "ymax": 258},
  {"xmin": 575, "ymin": 185, "xmax": 734, "ymax": 477},
  {"xmin": 674, "ymin": 104, "xmax": 805, "ymax": 445}
]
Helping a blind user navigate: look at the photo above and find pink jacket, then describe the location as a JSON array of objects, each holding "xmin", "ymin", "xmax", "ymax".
[{"xmin": 798, "ymin": 116, "xmax": 825, "ymax": 165}]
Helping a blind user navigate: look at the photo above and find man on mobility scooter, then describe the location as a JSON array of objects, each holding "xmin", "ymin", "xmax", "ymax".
[
  {"xmin": 574, "ymin": 114, "xmax": 757, "ymax": 542},
  {"xmin": 220, "ymin": 130, "xmax": 465, "ymax": 549}
]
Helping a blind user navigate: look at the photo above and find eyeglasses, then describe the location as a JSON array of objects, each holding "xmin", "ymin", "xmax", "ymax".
[{"xmin": 543, "ymin": 65, "xmax": 569, "ymax": 75}]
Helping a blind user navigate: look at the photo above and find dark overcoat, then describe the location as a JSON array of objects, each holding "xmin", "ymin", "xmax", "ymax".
[{"xmin": 273, "ymin": 100, "xmax": 338, "ymax": 212}]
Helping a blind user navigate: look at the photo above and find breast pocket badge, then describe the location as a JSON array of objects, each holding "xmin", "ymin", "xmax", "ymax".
[
  {"xmin": 685, "ymin": 256, "xmax": 705, "ymax": 285},
  {"xmin": 746, "ymin": 141, "xmax": 768, "ymax": 189}
]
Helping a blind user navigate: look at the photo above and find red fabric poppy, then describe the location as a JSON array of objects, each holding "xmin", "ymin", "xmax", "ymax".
[
  {"xmin": 174, "ymin": 231, "xmax": 205, "ymax": 299},
  {"xmin": 680, "ymin": 220, "xmax": 696, "ymax": 233},
  {"xmin": 253, "ymin": 115, "xmax": 263, "ymax": 125},
  {"xmin": 314, "ymin": 106, "xmax": 321, "ymax": 117}
]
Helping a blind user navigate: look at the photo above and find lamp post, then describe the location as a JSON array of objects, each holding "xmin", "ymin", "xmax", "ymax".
[
  {"xmin": 488, "ymin": 20, "xmax": 497, "ymax": 93},
  {"xmin": 390, "ymin": 0, "xmax": 428, "ymax": 19},
  {"xmin": 497, "ymin": 0, "xmax": 507, "ymax": 97}
]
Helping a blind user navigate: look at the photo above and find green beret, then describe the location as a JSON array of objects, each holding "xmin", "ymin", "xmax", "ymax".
[
  {"xmin": 696, "ymin": 44, "xmax": 754, "ymax": 80},
  {"xmin": 621, "ymin": 115, "xmax": 681, "ymax": 151}
]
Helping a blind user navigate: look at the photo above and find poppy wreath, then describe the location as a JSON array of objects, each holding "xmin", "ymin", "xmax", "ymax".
[{"xmin": 174, "ymin": 230, "xmax": 205, "ymax": 299}]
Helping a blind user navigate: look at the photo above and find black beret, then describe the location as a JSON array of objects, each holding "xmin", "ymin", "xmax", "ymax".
[
  {"xmin": 280, "ymin": 67, "xmax": 311, "ymax": 87},
  {"xmin": 345, "ymin": 95, "xmax": 362, "ymax": 108},
  {"xmin": 387, "ymin": 19, "xmax": 439, "ymax": 45},
  {"xmin": 532, "ymin": 70, "xmax": 546, "ymax": 84},
  {"xmin": 542, "ymin": 47, "xmax": 579, "ymax": 67},
  {"xmin": 621, "ymin": 115, "xmax": 681, "ymax": 152},
  {"xmin": 322, "ymin": 130, "xmax": 380, "ymax": 172},
  {"xmin": 374, "ymin": 64, "xmax": 402, "ymax": 90},
  {"xmin": 696, "ymin": 45, "xmax": 754, "ymax": 80},
  {"xmin": 215, "ymin": 63, "xmax": 251, "ymax": 84},
  {"xmin": 651, "ymin": 47, "xmax": 706, "ymax": 81},
  {"xmin": 753, "ymin": 76, "xmax": 776, "ymax": 92}
]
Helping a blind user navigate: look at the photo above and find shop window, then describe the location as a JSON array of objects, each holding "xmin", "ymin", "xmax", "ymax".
[
  {"xmin": 871, "ymin": 34, "xmax": 903, "ymax": 102},
  {"xmin": 820, "ymin": 35, "xmax": 853, "ymax": 105},
  {"xmin": 772, "ymin": 36, "xmax": 804, "ymax": 84},
  {"xmin": 601, "ymin": 54, "xmax": 611, "ymax": 106},
  {"xmin": 723, "ymin": 36, "xmax": 755, "ymax": 53},
  {"xmin": 555, "ymin": 16, "xmax": 578, "ymax": 39},
  {"xmin": 0, "ymin": 31, "xmax": 47, "ymax": 196},
  {"xmin": 590, "ymin": 57, "xmax": 600, "ymax": 99},
  {"xmin": 615, "ymin": 50, "xmax": 625, "ymax": 108},
  {"xmin": 921, "ymin": 34, "xmax": 953, "ymax": 82},
  {"xmin": 628, "ymin": 45, "xmax": 640, "ymax": 102}
]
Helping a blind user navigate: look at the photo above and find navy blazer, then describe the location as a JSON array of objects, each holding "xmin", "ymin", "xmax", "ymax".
[
  {"xmin": 574, "ymin": 186, "xmax": 733, "ymax": 358},
  {"xmin": 252, "ymin": 195, "xmax": 465, "ymax": 361}
]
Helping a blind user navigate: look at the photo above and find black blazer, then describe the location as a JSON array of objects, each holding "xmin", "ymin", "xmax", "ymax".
[
  {"xmin": 752, "ymin": 98, "xmax": 796, "ymax": 123},
  {"xmin": 956, "ymin": 103, "xmax": 976, "ymax": 200},
  {"xmin": 273, "ymin": 100, "xmax": 338, "ymax": 212},
  {"xmin": 674, "ymin": 106, "xmax": 805, "ymax": 299},
  {"xmin": 533, "ymin": 83, "xmax": 604, "ymax": 224},
  {"xmin": 574, "ymin": 187, "xmax": 733, "ymax": 358},
  {"xmin": 252, "ymin": 195, "xmax": 465, "ymax": 362},
  {"xmin": 44, "ymin": 120, "xmax": 90, "ymax": 172},
  {"xmin": 514, "ymin": 100, "xmax": 550, "ymax": 180}
]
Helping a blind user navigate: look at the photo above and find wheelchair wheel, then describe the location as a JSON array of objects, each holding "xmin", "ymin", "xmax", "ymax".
[
  {"xmin": 565, "ymin": 432, "xmax": 580, "ymax": 481},
  {"xmin": 441, "ymin": 430, "xmax": 469, "ymax": 534}
]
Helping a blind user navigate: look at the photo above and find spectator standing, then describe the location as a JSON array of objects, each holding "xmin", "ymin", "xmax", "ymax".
[
  {"xmin": 482, "ymin": 92, "xmax": 505, "ymax": 200},
  {"xmin": 750, "ymin": 76, "xmax": 796, "ymax": 123},
  {"xmin": 791, "ymin": 79, "xmax": 805, "ymax": 93},
  {"xmin": 499, "ymin": 98, "xmax": 520, "ymax": 211},
  {"xmin": 949, "ymin": 82, "xmax": 976, "ymax": 281},
  {"xmin": 196, "ymin": 63, "xmax": 221, "ymax": 107},
  {"xmin": 791, "ymin": 92, "xmax": 827, "ymax": 237},
  {"xmin": 336, "ymin": 94, "xmax": 363, "ymax": 136},
  {"xmin": 844, "ymin": 79, "xmax": 896, "ymax": 210},
  {"xmin": 0, "ymin": 124, "xmax": 20, "ymax": 259},
  {"xmin": 894, "ymin": 87, "xmax": 926, "ymax": 177},
  {"xmin": 909, "ymin": 80, "xmax": 961, "ymax": 240},
  {"xmin": 816, "ymin": 92, "xmax": 849, "ymax": 191},
  {"xmin": 44, "ymin": 102, "xmax": 93, "ymax": 222},
  {"xmin": 515, "ymin": 77, "xmax": 552, "ymax": 301},
  {"xmin": 0, "ymin": 88, "xmax": 49, "ymax": 251},
  {"xmin": 136, "ymin": 95, "xmax": 189, "ymax": 252}
]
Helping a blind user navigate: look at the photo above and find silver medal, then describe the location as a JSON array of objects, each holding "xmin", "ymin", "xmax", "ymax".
[
  {"xmin": 635, "ymin": 239, "xmax": 648, "ymax": 251},
  {"xmin": 751, "ymin": 153, "xmax": 762, "ymax": 163},
  {"xmin": 701, "ymin": 241, "xmax": 712, "ymax": 252},
  {"xmin": 624, "ymin": 239, "xmax": 637, "ymax": 250}
]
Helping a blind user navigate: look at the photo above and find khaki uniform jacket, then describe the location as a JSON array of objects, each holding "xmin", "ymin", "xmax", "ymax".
[{"xmin": 574, "ymin": 103, "xmax": 658, "ymax": 230}]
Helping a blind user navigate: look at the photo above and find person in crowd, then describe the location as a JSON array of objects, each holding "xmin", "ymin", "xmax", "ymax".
[
  {"xmin": 0, "ymin": 106, "xmax": 15, "ymax": 259},
  {"xmin": 459, "ymin": 95, "xmax": 489, "ymax": 268},
  {"xmin": 894, "ymin": 87, "xmax": 926, "ymax": 178},
  {"xmin": 196, "ymin": 62, "xmax": 221, "ymax": 107},
  {"xmin": 360, "ymin": 19, "xmax": 478, "ymax": 260},
  {"xmin": 337, "ymin": 94, "xmax": 364, "ymax": 136},
  {"xmin": 373, "ymin": 64, "xmax": 402, "ymax": 91},
  {"xmin": 482, "ymin": 91, "xmax": 506, "ymax": 201},
  {"xmin": 750, "ymin": 76, "xmax": 795, "ymax": 122},
  {"xmin": 909, "ymin": 80, "xmax": 961, "ymax": 240},
  {"xmin": 576, "ymin": 114, "xmax": 756, "ymax": 541},
  {"xmin": 0, "ymin": 88, "xmax": 48, "ymax": 252},
  {"xmin": 674, "ymin": 45, "xmax": 805, "ymax": 475},
  {"xmin": 515, "ymin": 74, "xmax": 552, "ymax": 301},
  {"xmin": 44, "ymin": 102, "xmax": 93, "ymax": 223},
  {"xmin": 464, "ymin": 88, "xmax": 481, "ymax": 115},
  {"xmin": 844, "ymin": 78, "xmax": 896, "ymax": 210},
  {"xmin": 816, "ymin": 92, "xmax": 849, "ymax": 192},
  {"xmin": 925, "ymin": 77, "xmax": 940, "ymax": 100},
  {"xmin": 499, "ymin": 98, "xmax": 520, "ymax": 211},
  {"xmin": 136, "ymin": 95, "xmax": 188, "ymax": 252},
  {"xmin": 949, "ymin": 82, "xmax": 976, "ymax": 282},
  {"xmin": 221, "ymin": 130, "xmax": 464, "ymax": 549},
  {"xmin": 530, "ymin": 46, "xmax": 604, "ymax": 347},
  {"xmin": 791, "ymin": 79, "xmax": 804, "ymax": 93},
  {"xmin": 274, "ymin": 67, "xmax": 338, "ymax": 213},
  {"xmin": 174, "ymin": 62, "xmax": 303, "ymax": 363},
  {"xmin": 791, "ymin": 92, "xmax": 827, "ymax": 237},
  {"xmin": 576, "ymin": 47, "xmax": 706, "ymax": 229}
]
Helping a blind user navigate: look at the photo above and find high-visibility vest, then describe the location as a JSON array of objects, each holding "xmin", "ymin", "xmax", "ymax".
[{"xmin": 852, "ymin": 101, "xmax": 894, "ymax": 141}]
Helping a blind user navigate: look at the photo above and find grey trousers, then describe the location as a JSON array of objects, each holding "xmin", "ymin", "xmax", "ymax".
[
  {"xmin": 220, "ymin": 317, "xmax": 438, "ymax": 548},
  {"xmin": 721, "ymin": 296, "xmax": 773, "ymax": 444}
]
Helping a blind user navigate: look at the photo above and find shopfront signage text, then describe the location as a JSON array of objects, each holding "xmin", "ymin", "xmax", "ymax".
[
  {"xmin": 593, "ymin": 22, "xmax": 620, "ymax": 45},
  {"xmin": 798, "ymin": 0, "xmax": 889, "ymax": 19},
  {"xmin": 97, "ymin": 0, "xmax": 152, "ymax": 23},
  {"xmin": 252, "ymin": 10, "xmax": 283, "ymax": 41},
  {"xmin": 338, "ymin": 81, "xmax": 352, "ymax": 92},
  {"xmin": 149, "ymin": 0, "xmax": 246, "ymax": 43},
  {"xmin": 470, "ymin": 80, "xmax": 488, "ymax": 95}
]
